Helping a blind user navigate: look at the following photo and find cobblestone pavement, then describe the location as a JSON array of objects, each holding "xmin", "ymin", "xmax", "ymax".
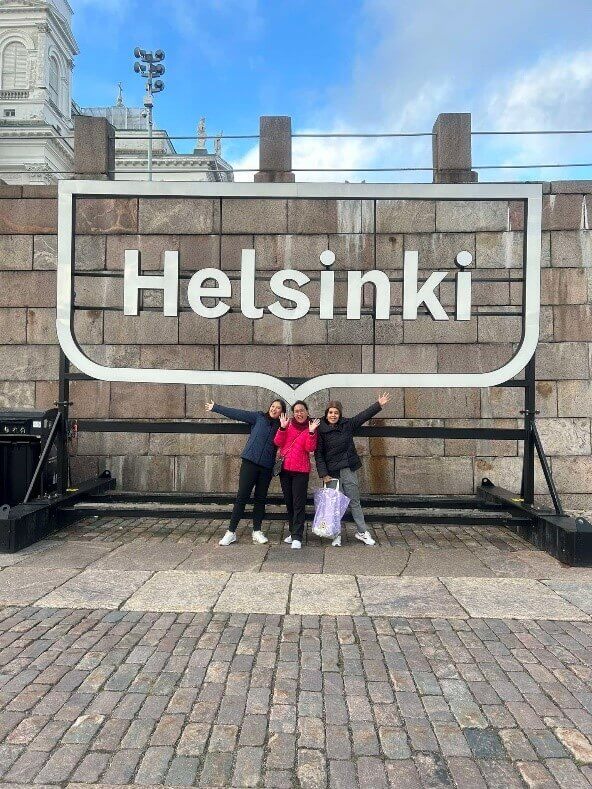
[{"xmin": 1, "ymin": 517, "xmax": 592, "ymax": 787}]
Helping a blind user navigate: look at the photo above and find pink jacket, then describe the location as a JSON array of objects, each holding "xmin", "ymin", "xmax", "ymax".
[{"xmin": 274, "ymin": 420, "xmax": 318, "ymax": 473}]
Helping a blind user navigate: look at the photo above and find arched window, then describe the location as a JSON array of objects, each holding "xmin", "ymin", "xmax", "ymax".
[
  {"xmin": 48, "ymin": 56, "xmax": 59, "ymax": 106},
  {"xmin": 1, "ymin": 41, "xmax": 28, "ymax": 90}
]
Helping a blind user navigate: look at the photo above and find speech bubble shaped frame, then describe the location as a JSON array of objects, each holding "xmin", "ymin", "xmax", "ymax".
[{"xmin": 57, "ymin": 180, "xmax": 542, "ymax": 403}]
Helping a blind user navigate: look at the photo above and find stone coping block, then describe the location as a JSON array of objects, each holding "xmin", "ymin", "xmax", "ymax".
[
  {"xmin": 75, "ymin": 198, "xmax": 138, "ymax": 234},
  {"xmin": 0, "ymin": 234, "xmax": 33, "ymax": 270},
  {"xmin": 0, "ymin": 198, "xmax": 57, "ymax": 234},
  {"xmin": 222, "ymin": 199, "xmax": 287, "ymax": 234},
  {"xmin": 139, "ymin": 198, "xmax": 220, "ymax": 235}
]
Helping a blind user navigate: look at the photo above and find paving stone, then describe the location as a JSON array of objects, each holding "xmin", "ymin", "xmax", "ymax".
[
  {"xmin": 36, "ymin": 570, "xmax": 151, "ymax": 609},
  {"xmin": 178, "ymin": 545, "xmax": 266, "ymax": 573},
  {"xmin": 290, "ymin": 574, "xmax": 363, "ymax": 615},
  {"xmin": 358, "ymin": 577, "xmax": 468, "ymax": 618},
  {"xmin": 329, "ymin": 759, "xmax": 358, "ymax": 789},
  {"xmin": 403, "ymin": 548, "xmax": 495, "ymax": 578},
  {"xmin": 441, "ymin": 577, "xmax": 591, "ymax": 620},
  {"xmin": 516, "ymin": 760, "xmax": 561, "ymax": 788},
  {"xmin": 297, "ymin": 747, "xmax": 328, "ymax": 789},
  {"xmin": 122, "ymin": 571, "xmax": 229, "ymax": 612},
  {"xmin": 446, "ymin": 757, "xmax": 487, "ymax": 788},
  {"xmin": 90, "ymin": 541, "xmax": 192, "ymax": 571},
  {"xmin": 214, "ymin": 572, "xmax": 290, "ymax": 614},
  {"xmin": 0, "ymin": 567, "xmax": 77, "ymax": 605},
  {"xmin": 262, "ymin": 546, "xmax": 325, "ymax": 575},
  {"xmin": 542, "ymin": 581, "xmax": 592, "ymax": 615},
  {"xmin": 232, "ymin": 745, "xmax": 264, "ymax": 787},
  {"xmin": 463, "ymin": 727, "xmax": 506, "ymax": 758},
  {"xmin": 552, "ymin": 727, "xmax": 592, "ymax": 764},
  {"xmin": 164, "ymin": 755, "xmax": 200, "ymax": 786},
  {"xmin": 322, "ymin": 547, "xmax": 408, "ymax": 577}
]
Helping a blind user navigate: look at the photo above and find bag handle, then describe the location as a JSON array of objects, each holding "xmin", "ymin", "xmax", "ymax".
[{"xmin": 323, "ymin": 478, "xmax": 339, "ymax": 492}]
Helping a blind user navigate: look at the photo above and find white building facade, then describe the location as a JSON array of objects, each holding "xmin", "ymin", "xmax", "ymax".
[
  {"xmin": 0, "ymin": 1, "xmax": 233, "ymax": 183},
  {"xmin": 0, "ymin": 0, "xmax": 77, "ymax": 184}
]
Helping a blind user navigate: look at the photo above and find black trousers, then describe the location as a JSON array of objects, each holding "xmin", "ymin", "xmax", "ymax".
[
  {"xmin": 229, "ymin": 459, "xmax": 273, "ymax": 532},
  {"xmin": 279, "ymin": 470, "xmax": 309, "ymax": 541}
]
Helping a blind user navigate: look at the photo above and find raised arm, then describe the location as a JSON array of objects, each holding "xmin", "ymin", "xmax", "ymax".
[
  {"xmin": 349, "ymin": 392, "xmax": 390, "ymax": 429},
  {"xmin": 349, "ymin": 402, "xmax": 382, "ymax": 430},
  {"xmin": 206, "ymin": 401, "xmax": 258, "ymax": 425}
]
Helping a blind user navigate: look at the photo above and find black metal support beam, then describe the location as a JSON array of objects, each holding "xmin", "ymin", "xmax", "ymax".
[
  {"xmin": 521, "ymin": 356, "xmax": 537, "ymax": 506},
  {"xmin": 23, "ymin": 411, "xmax": 61, "ymax": 504},
  {"xmin": 56, "ymin": 351, "xmax": 70, "ymax": 496},
  {"xmin": 532, "ymin": 422, "xmax": 565, "ymax": 516},
  {"xmin": 74, "ymin": 420, "xmax": 525, "ymax": 440}
]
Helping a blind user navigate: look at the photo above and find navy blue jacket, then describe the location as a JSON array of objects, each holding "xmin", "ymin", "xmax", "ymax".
[{"xmin": 212, "ymin": 404, "xmax": 279, "ymax": 470}]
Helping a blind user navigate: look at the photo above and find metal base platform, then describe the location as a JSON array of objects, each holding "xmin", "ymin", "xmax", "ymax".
[
  {"xmin": 477, "ymin": 483, "xmax": 592, "ymax": 566},
  {"xmin": 0, "ymin": 474, "xmax": 116, "ymax": 553},
  {"xmin": 58, "ymin": 490, "xmax": 532, "ymax": 528}
]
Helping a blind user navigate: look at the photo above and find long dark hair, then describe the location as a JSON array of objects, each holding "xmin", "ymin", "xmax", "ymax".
[{"xmin": 268, "ymin": 399, "xmax": 287, "ymax": 416}]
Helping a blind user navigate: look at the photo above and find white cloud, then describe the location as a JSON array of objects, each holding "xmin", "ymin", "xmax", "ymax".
[{"xmin": 477, "ymin": 50, "xmax": 592, "ymax": 179}]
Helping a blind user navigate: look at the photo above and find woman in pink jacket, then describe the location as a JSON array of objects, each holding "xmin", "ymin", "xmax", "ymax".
[{"xmin": 274, "ymin": 401, "xmax": 320, "ymax": 549}]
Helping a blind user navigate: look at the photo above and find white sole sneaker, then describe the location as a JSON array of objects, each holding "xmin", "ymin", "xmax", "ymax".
[
  {"xmin": 252, "ymin": 531, "xmax": 268, "ymax": 544},
  {"xmin": 219, "ymin": 531, "xmax": 237, "ymax": 546},
  {"xmin": 291, "ymin": 540, "xmax": 302, "ymax": 550},
  {"xmin": 284, "ymin": 535, "xmax": 292, "ymax": 544},
  {"xmin": 331, "ymin": 535, "xmax": 341, "ymax": 547},
  {"xmin": 355, "ymin": 531, "xmax": 376, "ymax": 546}
]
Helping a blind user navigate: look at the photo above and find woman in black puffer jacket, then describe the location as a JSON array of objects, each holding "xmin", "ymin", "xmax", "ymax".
[
  {"xmin": 206, "ymin": 398, "xmax": 286, "ymax": 546},
  {"xmin": 315, "ymin": 392, "xmax": 390, "ymax": 547}
]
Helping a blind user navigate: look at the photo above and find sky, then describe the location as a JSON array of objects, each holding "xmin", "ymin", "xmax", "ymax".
[{"xmin": 72, "ymin": 0, "xmax": 592, "ymax": 182}]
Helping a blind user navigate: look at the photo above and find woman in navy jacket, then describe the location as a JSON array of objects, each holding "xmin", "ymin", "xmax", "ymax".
[{"xmin": 205, "ymin": 398, "xmax": 286, "ymax": 546}]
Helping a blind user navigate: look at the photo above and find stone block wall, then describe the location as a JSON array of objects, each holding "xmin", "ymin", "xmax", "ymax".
[{"xmin": 1, "ymin": 182, "xmax": 591, "ymax": 508}]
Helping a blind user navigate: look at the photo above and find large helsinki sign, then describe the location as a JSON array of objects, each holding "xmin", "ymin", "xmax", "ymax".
[{"xmin": 57, "ymin": 181, "xmax": 542, "ymax": 403}]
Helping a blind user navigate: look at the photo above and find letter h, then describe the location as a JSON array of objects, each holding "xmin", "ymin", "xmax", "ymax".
[{"xmin": 123, "ymin": 250, "xmax": 179, "ymax": 316}]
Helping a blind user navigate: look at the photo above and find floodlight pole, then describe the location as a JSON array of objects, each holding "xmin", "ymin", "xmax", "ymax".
[
  {"xmin": 133, "ymin": 47, "xmax": 165, "ymax": 182},
  {"xmin": 144, "ymin": 87, "xmax": 154, "ymax": 181}
]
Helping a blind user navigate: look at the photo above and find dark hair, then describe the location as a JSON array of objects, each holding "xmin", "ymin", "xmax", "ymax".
[
  {"xmin": 325, "ymin": 400, "xmax": 343, "ymax": 419},
  {"xmin": 292, "ymin": 400, "xmax": 309, "ymax": 412},
  {"xmin": 268, "ymin": 399, "xmax": 287, "ymax": 415}
]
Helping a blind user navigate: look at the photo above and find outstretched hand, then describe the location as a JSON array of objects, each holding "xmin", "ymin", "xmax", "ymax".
[
  {"xmin": 378, "ymin": 392, "xmax": 391, "ymax": 407},
  {"xmin": 280, "ymin": 413, "xmax": 290, "ymax": 429},
  {"xmin": 205, "ymin": 400, "xmax": 214, "ymax": 412},
  {"xmin": 309, "ymin": 418, "xmax": 321, "ymax": 433}
]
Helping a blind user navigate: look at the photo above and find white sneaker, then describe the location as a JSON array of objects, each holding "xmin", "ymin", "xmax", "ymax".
[
  {"xmin": 331, "ymin": 535, "xmax": 341, "ymax": 547},
  {"xmin": 291, "ymin": 540, "xmax": 302, "ymax": 550},
  {"xmin": 355, "ymin": 531, "xmax": 376, "ymax": 546},
  {"xmin": 252, "ymin": 530, "xmax": 268, "ymax": 544},
  {"xmin": 219, "ymin": 530, "xmax": 237, "ymax": 546},
  {"xmin": 284, "ymin": 535, "xmax": 292, "ymax": 544}
]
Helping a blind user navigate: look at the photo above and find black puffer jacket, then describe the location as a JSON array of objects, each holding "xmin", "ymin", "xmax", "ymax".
[{"xmin": 314, "ymin": 402, "xmax": 382, "ymax": 477}]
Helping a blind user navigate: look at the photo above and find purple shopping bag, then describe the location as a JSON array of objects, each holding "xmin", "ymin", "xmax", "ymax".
[{"xmin": 312, "ymin": 482, "xmax": 350, "ymax": 539}]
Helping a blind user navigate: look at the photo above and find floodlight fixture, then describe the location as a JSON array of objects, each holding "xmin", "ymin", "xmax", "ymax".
[{"xmin": 132, "ymin": 46, "xmax": 166, "ymax": 182}]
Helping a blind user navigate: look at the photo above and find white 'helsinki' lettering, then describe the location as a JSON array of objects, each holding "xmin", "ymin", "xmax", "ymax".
[
  {"xmin": 124, "ymin": 249, "xmax": 179, "ymax": 316},
  {"xmin": 122, "ymin": 248, "xmax": 473, "ymax": 322}
]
